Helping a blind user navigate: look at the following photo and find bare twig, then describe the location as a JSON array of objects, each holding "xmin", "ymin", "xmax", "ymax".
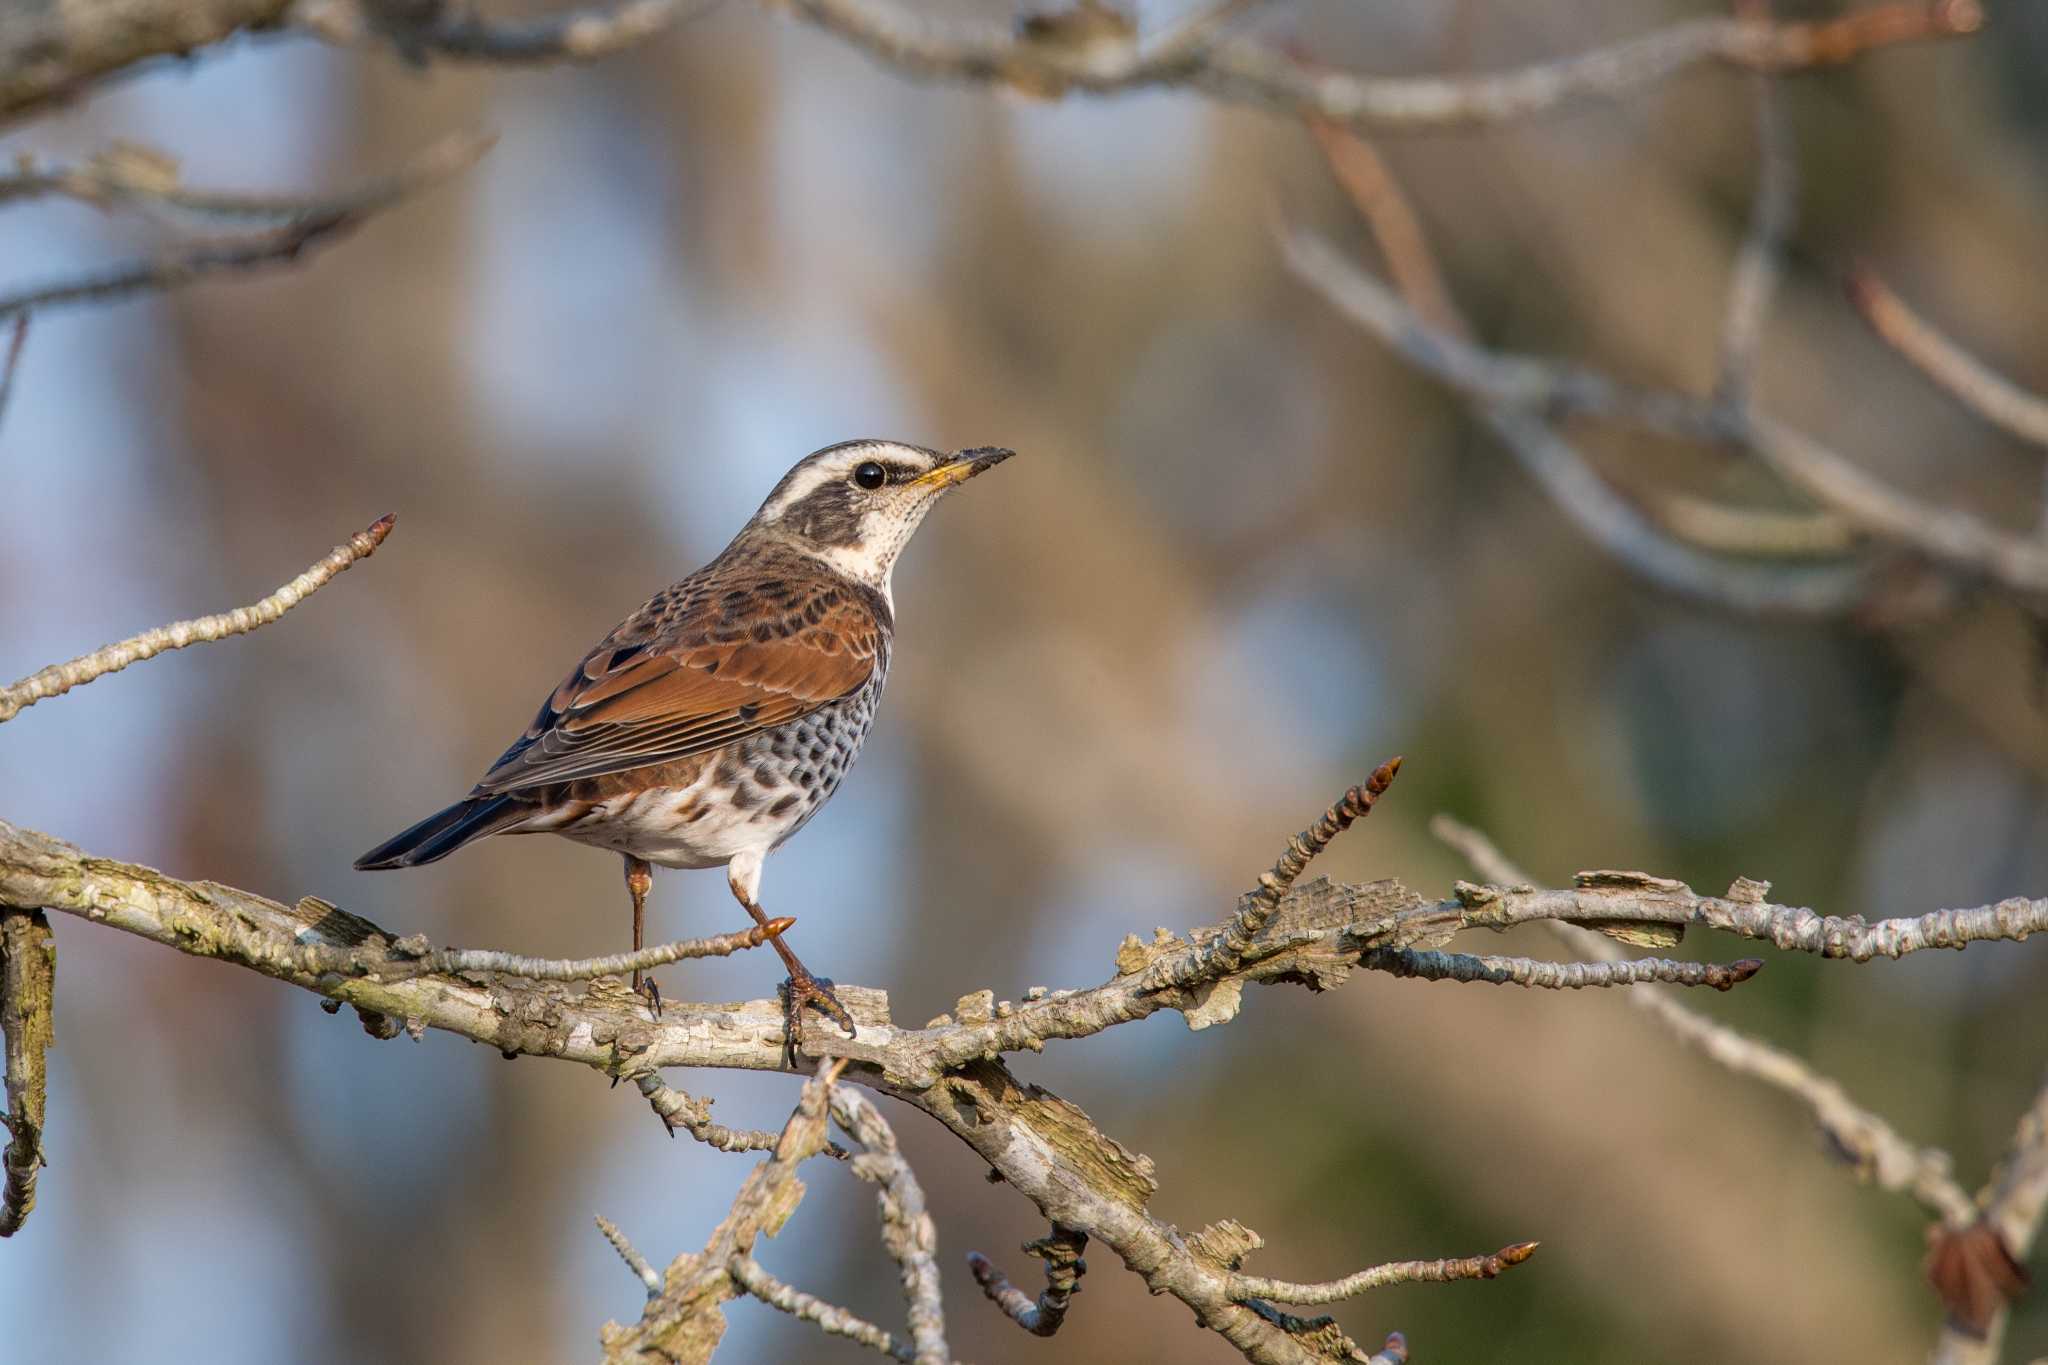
[
  {"xmin": 1363, "ymin": 947, "xmax": 1763, "ymax": 991},
  {"xmin": 634, "ymin": 1072, "xmax": 847, "ymax": 1158},
  {"xmin": 597, "ymin": 1214, "xmax": 663, "ymax": 1297},
  {"xmin": 0, "ymin": 133, "xmax": 491, "ymax": 321},
  {"xmin": 0, "ymin": 315, "xmax": 25, "ymax": 432},
  {"xmin": 1306, "ymin": 125, "xmax": 1465, "ymax": 340},
  {"xmin": 784, "ymin": 0, "xmax": 1979, "ymax": 130},
  {"xmin": 0, "ymin": 514, "xmax": 394, "ymax": 724},
  {"xmin": 831, "ymin": 1087, "xmax": 950, "ymax": 1364},
  {"xmin": 727, "ymin": 1255, "xmax": 920, "ymax": 1362},
  {"xmin": 1284, "ymin": 229, "xmax": 2048, "ymax": 599},
  {"xmin": 0, "ymin": 910, "xmax": 54, "ymax": 1237},
  {"xmin": 419, "ymin": 921, "xmax": 793, "ymax": 982},
  {"xmin": 1230, "ymin": 1241, "xmax": 1537, "ymax": 1305},
  {"xmin": 1139, "ymin": 757, "xmax": 1401, "ymax": 992},
  {"xmin": 1715, "ymin": 43, "xmax": 1795, "ymax": 407},
  {"xmin": 1847, "ymin": 267, "xmax": 2048, "ymax": 450},
  {"xmin": 1365, "ymin": 1333, "xmax": 1409, "ymax": 1365},
  {"xmin": 1428, "ymin": 817, "xmax": 1979, "ymax": 1229},
  {"xmin": 967, "ymin": 1225, "xmax": 1087, "ymax": 1338},
  {"xmin": 295, "ymin": 0, "xmax": 685, "ymax": 63}
]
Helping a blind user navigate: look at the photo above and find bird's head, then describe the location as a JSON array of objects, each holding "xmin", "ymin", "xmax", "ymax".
[{"xmin": 741, "ymin": 440, "xmax": 1015, "ymax": 596}]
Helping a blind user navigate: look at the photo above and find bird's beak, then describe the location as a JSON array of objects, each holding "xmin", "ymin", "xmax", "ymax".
[{"xmin": 913, "ymin": 446, "xmax": 1015, "ymax": 490}]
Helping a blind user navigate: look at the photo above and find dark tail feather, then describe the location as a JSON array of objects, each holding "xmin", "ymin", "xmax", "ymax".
[{"xmin": 353, "ymin": 796, "xmax": 526, "ymax": 870}]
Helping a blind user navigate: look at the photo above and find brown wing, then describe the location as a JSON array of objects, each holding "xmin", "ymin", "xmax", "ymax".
[{"xmin": 471, "ymin": 579, "xmax": 883, "ymax": 795}]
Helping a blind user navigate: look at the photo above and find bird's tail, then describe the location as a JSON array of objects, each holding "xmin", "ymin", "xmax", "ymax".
[{"xmin": 353, "ymin": 795, "xmax": 528, "ymax": 870}]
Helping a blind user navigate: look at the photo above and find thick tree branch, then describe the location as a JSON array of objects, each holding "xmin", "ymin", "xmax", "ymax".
[
  {"xmin": 0, "ymin": 910, "xmax": 54, "ymax": 1237},
  {"xmin": 3, "ymin": 800, "xmax": 2043, "ymax": 1359}
]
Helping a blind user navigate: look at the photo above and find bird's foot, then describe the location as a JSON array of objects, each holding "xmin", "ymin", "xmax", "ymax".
[
  {"xmin": 632, "ymin": 971, "xmax": 664, "ymax": 1021},
  {"xmin": 779, "ymin": 965, "xmax": 856, "ymax": 1064}
]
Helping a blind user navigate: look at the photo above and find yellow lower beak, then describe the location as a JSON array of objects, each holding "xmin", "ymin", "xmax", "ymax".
[{"xmin": 913, "ymin": 446, "xmax": 1016, "ymax": 490}]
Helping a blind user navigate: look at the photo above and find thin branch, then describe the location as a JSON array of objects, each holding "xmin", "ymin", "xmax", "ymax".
[
  {"xmin": 0, "ymin": 910, "xmax": 54, "ymax": 1237},
  {"xmin": 1305, "ymin": 125, "xmax": 1465, "ymax": 340},
  {"xmin": 1846, "ymin": 267, "xmax": 2048, "ymax": 450},
  {"xmin": 1284, "ymin": 228, "xmax": 2048, "ymax": 599},
  {"xmin": 1363, "ymin": 947, "xmax": 1763, "ymax": 991},
  {"xmin": 418, "ymin": 920, "xmax": 792, "ymax": 982},
  {"xmin": 295, "ymin": 0, "xmax": 686, "ymax": 63},
  {"xmin": 0, "ymin": 315, "xmax": 25, "ymax": 432},
  {"xmin": 1365, "ymin": 1334, "xmax": 1409, "ymax": 1365},
  {"xmin": 966, "ymin": 1225, "xmax": 1088, "ymax": 1338},
  {"xmin": 634, "ymin": 1072, "xmax": 848, "ymax": 1158},
  {"xmin": 1715, "ymin": 38, "xmax": 1795, "ymax": 408},
  {"xmin": 727, "ymin": 1255, "xmax": 919, "ymax": 1362},
  {"xmin": 1289, "ymin": 144, "xmax": 1885, "ymax": 616},
  {"xmin": 0, "ymin": 133, "xmax": 491, "ymax": 321},
  {"xmin": 0, "ymin": 514, "xmax": 394, "ymax": 724},
  {"xmin": 1230, "ymin": 1241, "xmax": 1538, "ymax": 1305},
  {"xmin": 1138, "ymin": 757, "xmax": 1401, "ymax": 993},
  {"xmin": 603, "ymin": 1062, "xmax": 847, "ymax": 1364},
  {"xmin": 831, "ymin": 1087, "xmax": 950, "ymax": 1365},
  {"xmin": 597, "ymin": 1214, "xmax": 663, "ymax": 1297},
  {"xmin": 784, "ymin": 0, "xmax": 1980, "ymax": 130},
  {"xmin": 1428, "ymin": 817, "xmax": 1979, "ymax": 1228}
]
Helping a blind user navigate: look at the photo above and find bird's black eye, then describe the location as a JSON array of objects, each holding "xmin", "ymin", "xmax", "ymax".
[{"xmin": 852, "ymin": 461, "xmax": 887, "ymax": 490}]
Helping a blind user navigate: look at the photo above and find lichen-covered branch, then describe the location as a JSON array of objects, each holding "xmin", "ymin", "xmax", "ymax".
[
  {"xmin": 0, "ymin": 910, "xmax": 54, "ymax": 1237},
  {"xmin": 0, "ymin": 515, "xmax": 394, "ymax": 724},
  {"xmin": 1, "ymin": 781, "xmax": 2041, "ymax": 1361},
  {"xmin": 831, "ymin": 1088, "xmax": 949, "ymax": 1365},
  {"xmin": 601, "ymin": 1062, "xmax": 846, "ymax": 1363}
]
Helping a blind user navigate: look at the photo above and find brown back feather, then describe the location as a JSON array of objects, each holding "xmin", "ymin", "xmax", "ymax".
[{"xmin": 471, "ymin": 551, "xmax": 886, "ymax": 795}]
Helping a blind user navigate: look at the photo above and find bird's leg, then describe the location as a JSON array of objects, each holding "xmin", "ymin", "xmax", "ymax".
[
  {"xmin": 726, "ymin": 854, "xmax": 854, "ymax": 1060},
  {"xmin": 742, "ymin": 895, "xmax": 857, "ymax": 1057},
  {"xmin": 622, "ymin": 854, "xmax": 661, "ymax": 1019}
]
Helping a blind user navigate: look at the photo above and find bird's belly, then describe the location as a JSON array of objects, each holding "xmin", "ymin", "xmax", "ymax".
[{"xmin": 549, "ymin": 707, "xmax": 871, "ymax": 869}]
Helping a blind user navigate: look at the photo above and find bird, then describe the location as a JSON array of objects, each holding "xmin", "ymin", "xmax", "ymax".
[{"xmin": 354, "ymin": 440, "xmax": 1015, "ymax": 1049}]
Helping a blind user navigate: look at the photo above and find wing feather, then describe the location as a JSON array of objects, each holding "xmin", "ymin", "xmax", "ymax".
[{"xmin": 471, "ymin": 576, "xmax": 882, "ymax": 795}]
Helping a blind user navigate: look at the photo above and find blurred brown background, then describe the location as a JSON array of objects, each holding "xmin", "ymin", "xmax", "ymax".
[{"xmin": 2, "ymin": 2, "xmax": 2046, "ymax": 1361}]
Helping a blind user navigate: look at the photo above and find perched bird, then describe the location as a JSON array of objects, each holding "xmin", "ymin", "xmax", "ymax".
[{"xmin": 355, "ymin": 440, "xmax": 1015, "ymax": 1046}]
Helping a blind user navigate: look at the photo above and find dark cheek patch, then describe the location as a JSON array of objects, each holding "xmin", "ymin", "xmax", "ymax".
[{"xmin": 788, "ymin": 484, "xmax": 865, "ymax": 546}]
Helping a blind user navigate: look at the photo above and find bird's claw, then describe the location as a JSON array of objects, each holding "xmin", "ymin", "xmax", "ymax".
[
  {"xmin": 633, "ymin": 973, "xmax": 664, "ymax": 1021},
  {"xmin": 779, "ymin": 969, "xmax": 856, "ymax": 1064}
]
